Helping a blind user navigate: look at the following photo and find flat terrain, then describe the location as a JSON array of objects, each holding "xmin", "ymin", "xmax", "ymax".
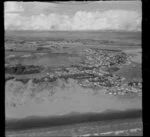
[{"xmin": 5, "ymin": 31, "xmax": 142, "ymax": 136}]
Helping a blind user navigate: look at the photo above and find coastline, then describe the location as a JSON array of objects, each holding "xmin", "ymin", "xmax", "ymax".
[{"xmin": 6, "ymin": 109, "xmax": 142, "ymax": 131}]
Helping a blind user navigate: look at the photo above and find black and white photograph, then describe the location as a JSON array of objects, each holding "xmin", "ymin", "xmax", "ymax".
[{"xmin": 5, "ymin": 1, "xmax": 142, "ymax": 136}]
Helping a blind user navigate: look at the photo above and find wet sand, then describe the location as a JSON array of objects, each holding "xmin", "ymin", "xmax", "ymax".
[{"xmin": 6, "ymin": 88, "xmax": 142, "ymax": 119}]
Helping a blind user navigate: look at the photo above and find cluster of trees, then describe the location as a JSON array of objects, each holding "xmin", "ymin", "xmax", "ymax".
[
  {"xmin": 5, "ymin": 64, "xmax": 42, "ymax": 75},
  {"xmin": 14, "ymin": 78, "xmax": 29, "ymax": 84},
  {"xmin": 32, "ymin": 77, "xmax": 57, "ymax": 83},
  {"xmin": 36, "ymin": 47, "xmax": 52, "ymax": 52},
  {"xmin": 5, "ymin": 76, "xmax": 15, "ymax": 82},
  {"xmin": 110, "ymin": 52, "xmax": 127, "ymax": 65},
  {"xmin": 128, "ymin": 80, "xmax": 142, "ymax": 87}
]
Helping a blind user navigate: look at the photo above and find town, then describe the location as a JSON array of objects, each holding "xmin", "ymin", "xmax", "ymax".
[{"xmin": 5, "ymin": 48, "xmax": 142, "ymax": 97}]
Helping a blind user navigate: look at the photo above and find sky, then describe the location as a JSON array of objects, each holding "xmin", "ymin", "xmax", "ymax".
[{"xmin": 4, "ymin": 1, "xmax": 142, "ymax": 31}]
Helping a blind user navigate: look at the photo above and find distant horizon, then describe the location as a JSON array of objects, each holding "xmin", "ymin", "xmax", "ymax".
[{"xmin": 5, "ymin": 30, "xmax": 141, "ymax": 32}]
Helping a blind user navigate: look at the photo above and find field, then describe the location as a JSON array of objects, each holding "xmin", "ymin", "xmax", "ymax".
[{"xmin": 5, "ymin": 31, "xmax": 142, "ymax": 136}]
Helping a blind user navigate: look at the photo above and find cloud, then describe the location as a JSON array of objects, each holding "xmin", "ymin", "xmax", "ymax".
[
  {"xmin": 24, "ymin": 2, "xmax": 58, "ymax": 14},
  {"xmin": 5, "ymin": 2, "xmax": 24, "ymax": 13},
  {"xmin": 5, "ymin": 10, "xmax": 141, "ymax": 31},
  {"xmin": 33, "ymin": 2, "xmax": 57, "ymax": 10}
]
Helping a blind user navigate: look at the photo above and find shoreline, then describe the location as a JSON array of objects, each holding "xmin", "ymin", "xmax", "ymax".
[{"xmin": 6, "ymin": 109, "xmax": 142, "ymax": 131}]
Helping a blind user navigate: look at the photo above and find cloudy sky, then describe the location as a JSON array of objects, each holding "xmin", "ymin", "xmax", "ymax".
[{"xmin": 4, "ymin": 1, "xmax": 141, "ymax": 31}]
